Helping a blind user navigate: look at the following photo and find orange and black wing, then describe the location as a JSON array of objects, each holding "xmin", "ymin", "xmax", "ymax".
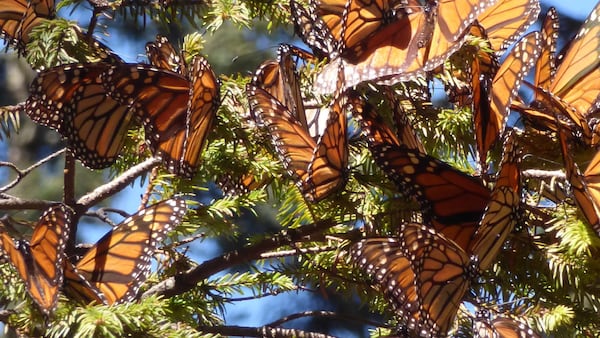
[
  {"xmin": 370, "ymin": 143, "xmax": 490, "ymax": 251},
  {"xmin": 290, "ymin": 0, "xmax": 339, "ymax": 58},
  {"xmin": 314, "ymin": 0, "xmax": 497, "ymax": 93},
  {"xmin": 474, "ymin": 310, "xmax": 542, "ymax": 338},
  {"xmin": 0, "ymin": 0, "xmax": 54, "ymax": 52},
  {"xmin": 306, "ymin": 92, "xmax": 348, "ymax": 201},
  {"xmin": 145, "ymin": 35, "xmax": 185, "ymax": 74},
  {"xmin": 471, "ymin": 130, "xmax": 522, "ymax": 271},
  {"xmin": 103, "ymin": 58, "xmax": 219, "ymax": 178},
  {"xmin": 247, "ymin": 83, "xmax": 347, "ymax": 202},
  {"xmin": 550, "ymin": 2, "xmax": 600, "ymax": 117},
  {"xmin": 26, "ymin": 63, "xmax": 134, "ymax": 169},
  {"xmin": 476, "ymin": 0, "xmax": 540, "ymax": 55},
  {"xmin": 0, "ymin": 204, "xmax": 72, "ymax": 315},
  {"xmin": 522, "ymin": 3, "xmax": 600, "ymax": 144},
  {"xmin": 483, "ymin": 32, "xmax": 540, "ymax": 166},
  {"xmin": 351, "ymin": 223, "xmax": 472, "ymax": 337},
  {"xmin": 64, "ymin": 198, "xmax": 186, "ymax": 305},
  {"xmin": 558, "ymin": 129, "xmax": 600, "ymax": 236}
]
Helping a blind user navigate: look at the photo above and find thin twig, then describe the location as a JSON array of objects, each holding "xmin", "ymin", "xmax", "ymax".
[
  {"xmin": 0, "ymin": 194, "xmax": 57, "ymax": 210},
  {"xmin": 259, "ymin": 246, "xmax": 336, "ymax": 259},
  {"xmin": 196, "ymin": 325, "xmax": 336, "ymax": 338},
  {"xmin": 0, "ymin": 149, "xmax": 65, "ymax": 193},
  {"xmin": 76, "ymin": 157, "xmax": 161, "ymax": 210},
  {"xmin": 139, "ymin": 166, "xmax": 158, "ymax": 210},
  {"xmin": 267, "ymin": 310, "xmax": 387, "ymax": 329},
  {"xmin": 84, "ymin": 207, "xmax": 131, "ymax": 227},
  {"xmin": 63, "ymin": 149, "xmax": 76, "ymax": 206}
]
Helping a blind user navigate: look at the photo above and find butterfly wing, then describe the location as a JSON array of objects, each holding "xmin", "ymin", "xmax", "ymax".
[
  {"xmin": 145, "ymin": 35, "xmax": 185, "ymax": 74},
  {"xmin": 474, "ymin": 310, "xmax": 542, "ymax": 338},
  {"xmin": 290, "ymin": 0, "xmax": 339, "ymax": 58},
  {"xmin": 315, "ymin": 0, "xmax": 497, "ymax": 93},
  {"xmin": 26, "ymin": 63, "xmax": 134, "ymax": 169},
  {"xmin": 471, "ymin": 131, "xmax": 521, "ymax": 271},
  {"xmin": 306, "ymin": 92, "xmax": 348, "ymax": 201},
  {"xmin": 350, "ymin": 237, "xmax": 420, "ymax": 332},
  {"xmin": 164, "ymin": 56, "xmax": 220, "ymax": 178},
  {"xmin": 370, "ymin": 143, "xmax": 491, "ymax": 251},
  {"xmin": 475, "ymin": 0, "xmax": 540, "ymax": 54},
  {"xmin": 534, "ymin": 8, "xmax": 559, "ymax": 94},
  {"xmin": 0, "ymin": 0, "xmax": 54, "ymax": 51},
  {"xmin": 104, "ymin": 59, "xmax": 219, "ymax": 178},
  {"xmin": 348, "ymin": 92, "xmax": 402, "ymax": 147},
  {"xmin": 550, "ymin": 2, "xmax": 600, "ymax": 116},
  {"xmin": 64, "ymin": 198, "xmax": 186, "ymax": 305},
  {"xmin": 484, "ymin": 32, "xmax": 540, "ymax": 166},
  {"xmin": 558, "ymin": 129, "xmax": 600, "ymax": 236},
  {"xmin": 247, "ymin": 82, "xmax": 347, "ymax": 202},
  {"xmin": 0, "ymin": 204, "xmax": 72, "ymax": 315},
  {"xmin": 491, "ymin": 317, "xmax": 542, "ymax": 338},
  {"xmin": 352, "ymin": 223, "xmax": 471, "ymax": 337}
]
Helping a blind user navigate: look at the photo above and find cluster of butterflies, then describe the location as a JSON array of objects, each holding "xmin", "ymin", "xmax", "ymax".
[
  {"xmin": 2, "ymin": 0, "xmax": 600, "ymax": 336},
  {"xmin": 248, "ymin": 0, "xmax": 600, "ymax": 336},
  {"xmin": 1, "ymin": 0, "xmax": 220, "ymax": 179},
  {"xmin": 0, "ymin": 0, "xmax": 201, "ymax": 317},
  {"xmin": 0, "ymin": 198, "xmax": 186, "ymax": 315}
]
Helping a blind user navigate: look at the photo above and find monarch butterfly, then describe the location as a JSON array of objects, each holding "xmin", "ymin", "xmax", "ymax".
[
  {"xmin": 351, "ymin": 132, "xmax": 521, "ymax": 336},
  {"xmin": 511, "ymin": 8, "xmax": 563, "ymax": 132},
  {"xmin": 0, "ymin": 204, "xmax": 72, "ymax": 316},
  {"xmin": 250, "ymin": 45, "xmax": 326, "ymax": 135},
  {"xmin": 26, "ymin": 63, "xmax": 136, "ymax": 169},
  {"xmin": 0, "ymin": 0, "xmax": 54, "ymax": 51},
  {"xmin": 309, "ymin": 0, "xmax": 420, "ymax": 61},
  {"xmin": 103, "ymin": 56, "xmax": 220, "ymax": 179},
  {"xmin": 63, "ymin": 198, "xmax": 186, "ymax": 305},
  {"xmin": 348, "ymin": 93, "xmax": 401, "ymax": 147},
  {"xmin": 217, "ymin": 172, "xmax": 270, "ymax": 196},
  {"xmin": 145, "ymin": 35, "xmax": 186, "ymax": 74},
  {"xmin": 369, "ymin": 142, "xmax": 491, "ymax": 251},
  {"xmin": 532, "ymin": 7, "xmax": 558, "ymax": 95},
  {"xmin": 351, "ymin": 225, "xmax": 473, "ymax": 338},
  {"xmin": 446, "ymin": 0, "xmax": 539, "ymax": 168},
  {"xmin": 516, "ymin": 3, "xmax": 600, "ymax": 145},
  {"xmin": 247, "ymin": 87, "xmax": 348, "ymax": 202},
  {"xmin": 290, "ymin": 0, "xmax": 338, "ymax": 59},
  {"xmin": 479, "ymin": 31, "xmax": 540, "ymax": 167},
  {"xmin": 473, "ymin": 310, "xmax": 541, "ymax": 338},
  {"xmin": 310, "ymin": 0, "xmax": 499, "ymax": 93},
  {"xmin": 557, "ymin": 128, "xmax": 600, "ymax": 237},
  {"xmin": 247, "ymin": 47, "xmax": 348, "ymax": 202}
]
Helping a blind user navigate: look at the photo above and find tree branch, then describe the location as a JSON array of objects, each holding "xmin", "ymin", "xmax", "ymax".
[
  {"xmin": 0, "ymin": 149, "xmax": 64, "ymax": 193},
  {"xmin": 0, "ymin": 194, "xmax": 57, "ymax": 210},
  {"xmin": 196, "ymin": 325, "xmax": 335, "ymax": 338},
  {"xmin": 63, "ymin": 149, "xmax": 76, "ymax": 206},
  {"xmin": 522, "ymin": 169, "xmax": 565, "ymax": 180},
  {"xmin": 143, "ymin": 219, "xmax": 334, "ymax": 299},
  {"xmin": 266, "ymin": 310, "xmax": 388, "ymax": 329},
  {"xmin": 75, "ymin": 157, "xmax": 161, "ymax": 210}
]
